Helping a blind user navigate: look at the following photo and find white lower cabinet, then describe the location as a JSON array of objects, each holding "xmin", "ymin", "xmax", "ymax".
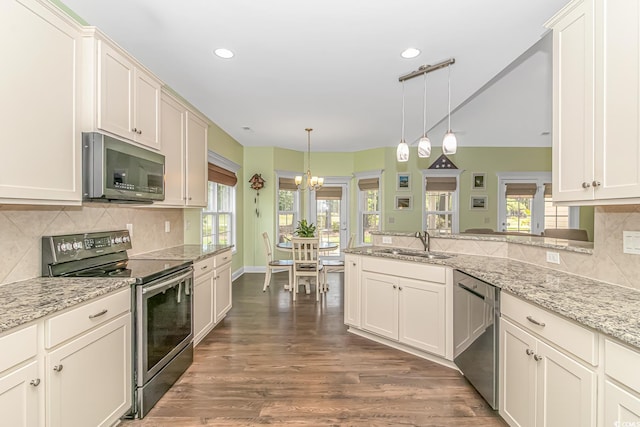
[
  {"xmin": 214, "ymin": 251, "xmax": 232, "ymax": 323},
  {"xmin": 0, "ymin": 361, "xmax": 40, "ymax": 427},
  {"xmin": 46, "ymin": 313, "xmax": 131, "ymax": 427},
  {"xmin": 359, "ymin": 257, "xmax": 447, "ymax": 358},
  {"xmin": 603, "ymin": 338, "xmax": 640, "ymax": 425},
  {"xmin": 604, "ymin": 381, "xmax": 640, "ymax": 425},
  {"xmin": 344, "ymin": 254, "xmax": 361, "ymax": 328},
  {"xmin": 193, "ymin": 257, "xmax": 215, "ymax": 346}
]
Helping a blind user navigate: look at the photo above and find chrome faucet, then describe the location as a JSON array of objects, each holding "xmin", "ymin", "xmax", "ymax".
[{"xmin": 415, "ymin": 230, "xmax": 430, "ymax": 252}]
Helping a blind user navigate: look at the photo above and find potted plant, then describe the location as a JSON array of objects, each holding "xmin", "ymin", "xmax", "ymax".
[{"xmin": 294, "ymin": 219, "xmax": 316, "ymax": 237}]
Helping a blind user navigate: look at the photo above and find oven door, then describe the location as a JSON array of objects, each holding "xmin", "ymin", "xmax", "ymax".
[{"xmin": 136, "ymin": 268, "xmax": 193, "ymax": 386}]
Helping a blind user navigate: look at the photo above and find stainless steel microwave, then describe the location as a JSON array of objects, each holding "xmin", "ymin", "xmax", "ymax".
[{"xmin": 82, "ymin": 132, "xmax": 165, "ymax": 203}]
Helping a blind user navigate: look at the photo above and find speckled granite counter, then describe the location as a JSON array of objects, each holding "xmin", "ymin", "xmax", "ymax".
[
  {"xmin": 371, "ymin": 230, "xmax": 594, "ymax": 254},
  {"xmin": 132, "ymin": 244, "xmax": 233, "ymax": 262},
  {"xmin": 0, "ymin": 277, "xmax": 134, "ymax": 334},
  {"xmin": 347, "ymin": 246, "xmax": 640, "ymax": 348}
]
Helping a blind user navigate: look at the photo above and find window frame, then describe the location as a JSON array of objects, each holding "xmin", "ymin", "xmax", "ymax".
[
  {"xmin": 202, "ymin": 181, "xmax": 236, "ymax": 248},
  {"xmin": 421, "ymin": 169, "xmax": 463, "ymax": 234},
  {"xmin": 275, "ymin": 171, "xmax": 301, "ymax": 244},
  {"xmin": 203, "ymin": 152, "xmax": 240, "ymax": 253},
  {"xmin": 355, "ymin": 170, "xmax": 382, "ymax": 246}
]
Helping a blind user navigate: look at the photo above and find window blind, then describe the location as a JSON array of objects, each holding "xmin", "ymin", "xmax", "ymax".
[
  {"xmin": 505, "ymin": 183, "xmax": 538, "ymax": 197},
  {"xmin": 425, "ymin": 177, "xmax": 457, "ymax": 192},
  {"xmin": 279, "ymin": 177, "xmax": 298, "ymax": 191},
  {"xmin": 358, "ymin": 177, "xmax": 379, "ymax": 191},
  {"xmin": 207, "ymin": 163, "xmax": 238, "ymax": 186},
  {"xmin": 315, "ymin": 187, "xmax": 342, "ymax": 200}
]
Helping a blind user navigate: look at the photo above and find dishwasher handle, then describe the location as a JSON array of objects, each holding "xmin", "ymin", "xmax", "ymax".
[{"xmin": 458, "ymin": 282, "xmax": 485, "ymax": 300}]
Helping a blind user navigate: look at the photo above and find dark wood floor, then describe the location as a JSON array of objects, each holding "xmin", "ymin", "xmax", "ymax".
[{"xmin": 121, "ymin": 272, "xmax": 507, "ymax": 426}]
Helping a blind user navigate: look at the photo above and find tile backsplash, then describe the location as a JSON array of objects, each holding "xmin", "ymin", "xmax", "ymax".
[{"xmin": 0, "ymin": 204, "xmax": 184, "ymax": 285}]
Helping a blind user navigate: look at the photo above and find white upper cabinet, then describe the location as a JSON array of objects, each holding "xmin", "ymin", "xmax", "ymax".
[
  {"xmin": 82, "ymin": 30, "xmax": 162, "ymax": 150},
  {"xmin": 0, "ymin": 0, "xmax": 82, "ymax": 205},
  {"xmin": 548, "ymin": 0, "xmax": 640, "ymax": 204},
  {"xmin": 185, "ymin": 111, "xmax": 208, "ymax": 207}
]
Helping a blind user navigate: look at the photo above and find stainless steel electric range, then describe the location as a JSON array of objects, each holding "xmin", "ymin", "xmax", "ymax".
[{"xmin": 42, "ymin": 230, "xmax": 194, "ymax": 418}]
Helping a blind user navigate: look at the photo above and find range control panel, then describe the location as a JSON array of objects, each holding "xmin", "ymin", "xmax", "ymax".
[{"xmin": 42, "ymin": 230, "xmax": 132, "ymax": 264}]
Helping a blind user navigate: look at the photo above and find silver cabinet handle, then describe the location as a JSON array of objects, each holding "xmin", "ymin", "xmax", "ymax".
[
  {"xmin": 592, "ymin": 180, "xmax": 601, "ymax": 187},
  {"xmin": 582, "ymin": 182, "xmax": 591, "ymax": 188},
  {"xmin": 88, "ymin": 309, "xmax": 108, "ymax": 319},
  {"xmin": 534, "ymin": 354, "xmax": 543, "ymax": 362},
  {"xmin": 526, "ymin": 349, "xmax": 534, "ymax": 356},
  {"xmin": 201, "ymin": 265, "xmax": 209, "ymax": 270},
  {"xmin": 30, "ymin": 379, "xmax": 41, "ymax": 387},
  {"xmin": 526, "ymin": 316, "xmax": 546, "ymax": 327},
  {"xmin": 53, "ymin": 365, "xmax": 63, "ymax": 372}
]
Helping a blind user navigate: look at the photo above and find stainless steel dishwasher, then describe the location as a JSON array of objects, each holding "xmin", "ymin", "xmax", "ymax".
[{"xmin": 453, "ymin": 270, "xmax": 500, "ymax": 410}]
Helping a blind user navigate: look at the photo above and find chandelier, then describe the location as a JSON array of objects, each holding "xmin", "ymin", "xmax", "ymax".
[{"xmin": 295, "ymin": 128, "xmax": 324, "ymax": 191}]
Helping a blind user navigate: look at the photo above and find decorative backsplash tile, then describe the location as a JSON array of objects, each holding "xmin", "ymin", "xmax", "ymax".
[{"xmin": 0, "ymin": 204, "xmax": 184, "ymax": 285}]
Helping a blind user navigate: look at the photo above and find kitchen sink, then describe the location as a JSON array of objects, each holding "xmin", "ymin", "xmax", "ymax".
[{"xmin": 377, "ymin": 248, "xmax": 453, "ymax": 260}]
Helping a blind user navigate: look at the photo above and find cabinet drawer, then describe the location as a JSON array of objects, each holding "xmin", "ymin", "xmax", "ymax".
[
  {"xmin": 193, "ymin": 257, "xmax": 214, "ymax": 279},
  {"xmin": 361, "ymin": 257, "xmax": 446, "ymax": 283},
  {"xmin": 214, "ymin": 250, "xmax": 232, "ymax": 268},
  {"xmin": 0, "ymin": 324, "xmax": 38, "ymax": 373},
  {"xmin": 605, "ymin": 339, "xmax": 640, "ymax": 393},
  {"xmin": 45, "ymin": 288, "xmax": 130, "ymax": 349},
  {"xmin": 501, "ymin": 292, "xmax": 598, "ymax": 365}
]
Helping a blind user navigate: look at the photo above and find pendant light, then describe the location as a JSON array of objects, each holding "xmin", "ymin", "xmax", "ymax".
[
  {"xmin": 294, "ymin": 128, "xmax": 324, "ymax": 191},
  {"xmin": 417, "ymin": 73, "xmax": 431, "ymax": 158},
  {"xmin": 396, "ymin": 81, "xmax": 409, "ymax": 162},
  {"xmin": 442, "ymin": 64, "xmax": 457, "ymax": 155}
]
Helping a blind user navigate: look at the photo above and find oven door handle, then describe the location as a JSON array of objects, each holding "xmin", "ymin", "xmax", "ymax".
[{"xmin": 142, "ymin": 270, "xmax": 193, "ymax": 295}]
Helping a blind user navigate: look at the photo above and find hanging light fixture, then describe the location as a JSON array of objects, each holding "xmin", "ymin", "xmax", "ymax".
[
  {"xmin": 417, "ymin": 72, "xmax": 431, "ymax": 158},
  {"xmin": 396, "ymin": 58, "xmax": 455, "ymax": 162},
  {"xmin": 396, "ymin": 81, "xmax": 409, "ymax": 162},
  {"xmin": 442, "ymin": 64, "xmax": 457, "ymax": 155},
  {"xmin": 295, "ymin": 128, "xmax": 324, "ymax": 191}
]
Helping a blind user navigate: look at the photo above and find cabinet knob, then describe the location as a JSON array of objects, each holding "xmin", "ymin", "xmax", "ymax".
[
  {"xmin": 132, "ymin": 128, "xmax": 137, "ymax": 133},
  {"xmin": 30, "ymin": 378, "xmax": 41, "ymax": 387},
  {"xmin": 351, "ymin": 262, "xmax": 356, "ymax": 266},
  {"xmin": 534, "ymin": 354, "xmax": 543, "ymax": 362},
  {"xmin": 137, "ymin": 129, "xmax": 142, "ymax": 135},
  {"xmin": 398, "ymin": 286, "xmax": 403, "ymax": 291},
  {"xmin": 392, "ymin": 285, "xmax": 397, "ymax": 289},
  {"xmin": 592, "ymin": 180, "xmax": 601, "ymax": 187},
  {"xmin": 526, "ymin": 349, "xmax": 534, "ymax": 356},
  {"xmin": 53, "ymin": 364, "xmax": 63, "ymax": 372},
  {"xmin": 582, "ymin": 182, "xmax": 591, "ymax": 188}
]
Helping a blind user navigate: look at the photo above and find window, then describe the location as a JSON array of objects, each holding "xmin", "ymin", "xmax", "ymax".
[
  {"xmin": 203, "ymin": 156, "xmax": 239, "ymax": 248},
  {"xmin": 423, "ymin": 174, "xmax": 460, "ymax": 234},
  {"xmin": 504, "ymin": 183, "xmax": 537, "ymax": 234},
  {"xmin": 356, "ymin": 175, "xmax": 381, "ymax": 245},
  {"xmin": 277, "ymin": 176, "xmax": 299, "ymax": 243},
  {"xmin": 543, "ymin": 183, "xmax": 572, "ymax": 229},
  {"xmin": 202, "ymin": 181, "xmax": 235, "ymax": 246}
]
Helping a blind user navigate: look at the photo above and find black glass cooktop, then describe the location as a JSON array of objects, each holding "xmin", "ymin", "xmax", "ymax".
[{"xmin": 64, "ymin": 258, "xmax": 191, "ymax": 285}]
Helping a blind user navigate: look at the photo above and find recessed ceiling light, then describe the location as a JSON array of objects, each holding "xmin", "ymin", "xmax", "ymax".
[
  {"xmin": 401, "ymin": 48, "xmax": 421, "ymax": 59},
  {"xmin": 214, "ymin": 48, "xmax": 234, "ymax": 59}
]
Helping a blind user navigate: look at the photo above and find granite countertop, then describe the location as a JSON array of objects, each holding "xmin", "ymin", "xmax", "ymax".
[
  {"xmin": 132, "ymin": 244, "xmax": 234, "ymax": 262},
  {"xmin": 347, "ymin": 246, "xmax": 640, "ymax": 349},
  {"xmin": 0, "ymin": 277, "xmax": 135, "ymax": 334}
]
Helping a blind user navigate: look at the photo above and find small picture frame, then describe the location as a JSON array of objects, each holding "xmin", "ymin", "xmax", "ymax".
[
  {"xmin": 472, "ymin": 173, "xmax": 486, "ymax": 190},
  {"xmin": 470, "ymin": 195, "xmax": 488, "ymax": 210},
  {"xmin": 395, "ymin": 195, "xmax": 413, "ymax": 210},
  {"xmin": 397, "ymin": 173, "xmax": 411, "ymax": 191}
]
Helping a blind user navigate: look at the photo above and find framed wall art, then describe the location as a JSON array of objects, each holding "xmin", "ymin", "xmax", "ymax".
[
  {"xmin": 470, "ymin": 195, "xmax": 488, "ymax": 210},
  {"xmin": 472, "ymin": 173, "xmax": 486, "ymax": 190},
  {"xmin": 395, "ymin": 195, "xmax": 413, "ymax": 210},
  {"xmin": 397, "ymin": 173, "xmax": 411, "ymax": 191}
]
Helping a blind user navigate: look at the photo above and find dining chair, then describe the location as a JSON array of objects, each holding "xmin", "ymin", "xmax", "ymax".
[
  {"xmin": 320, "ymin": 233, "xmax": 354, "ymax": 293},
  {"xmin": 291, "ymin": 237, "xmax": 323, "ymax": 301},
  {"xmin": 262, "ymin": 232, "xmax": 293, "ymax": 292}
]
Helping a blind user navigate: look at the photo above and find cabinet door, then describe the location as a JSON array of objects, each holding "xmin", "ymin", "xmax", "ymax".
[
  {"xmin": 551, "ymin": 0, "xmax": 596, "ymax": 202},
  {"xmin": 594, "ymin": 0, "xmax": 640, "ymax": 199},
  {"xmin": 46, "ymin": 313, "xmax": 131, "ymax": 427},
  {"xmin": 0, "ymin": 361, "xmax": 39, "ymax": 427},
  {"xmin": 214, "ymin": 261, "xmax": 232, "ymax": 323},
  {"xmin": 185, "ymin": 111, "xmax": 208, "ymax": 207},
  {"xmin": 604, "ymin": 380, "xmax": 640, "ymax": 426},
  {"xmin": 158, "ymin": 93, "xmax": 186, "ymax": 206},
  {"xmin": 133, "ymin": 69, "xmax": 161, "ymax": 149},
  {"xmin": 98, "ymin": 41, "xmax": 134, "ymax": 139},
  {"xmin": 194, "ymin": 270, "xmax": 214, "ymax": 346},
  {"xmin": 398, "ymin": 278, "xmax": 446, "ymax": 356},
  {"xmin": 0, "ymin": 0, "xmax": 82, "ymax": 204},
  {"xmin": 535, "ymin": 340, "xmax": 596, "ymax": 427},
  {"xmin": 500, "ymin": 319, "xmax": 536, "ymax": 427},
  {"xmin": 361, "ymin": 272, "xmax": 398, "ymax": 340},
  {"xmin": 344, "ymin": 255, "xmax": 361, "ymax": 327}
]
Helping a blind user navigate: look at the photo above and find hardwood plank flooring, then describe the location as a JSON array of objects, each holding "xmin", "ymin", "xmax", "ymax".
[{"xmin": 121, "ymin": 272, "xmax": 507, "ymax": 426}]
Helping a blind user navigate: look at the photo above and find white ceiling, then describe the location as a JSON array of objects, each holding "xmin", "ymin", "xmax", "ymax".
[{"xmin": 60, "ymin": 0, "xmax": 569, "ymax": 152}]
